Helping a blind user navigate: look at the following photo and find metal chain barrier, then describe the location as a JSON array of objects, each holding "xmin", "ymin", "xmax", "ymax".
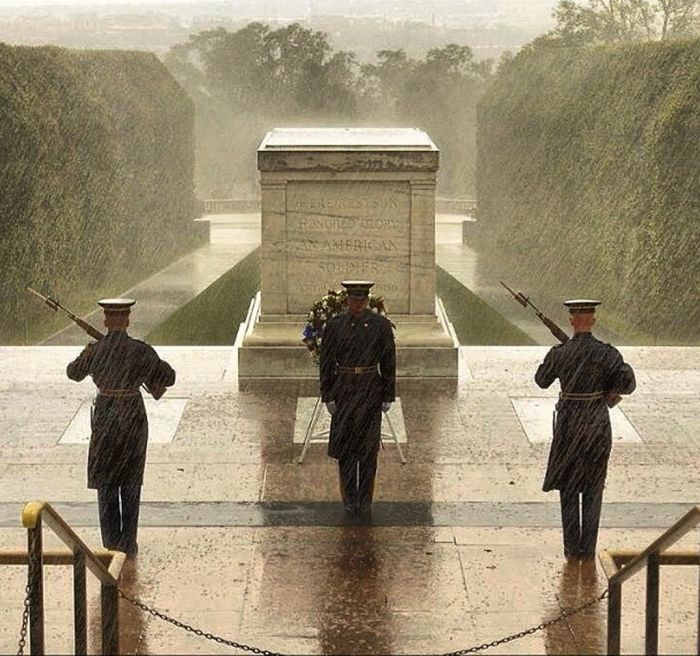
[
  {"xmin": 16, "ymin": 584, "xmax": 31, "ymax": 656},
  {"xmin": 441, "ymin": 588, "xmax": 609, "ymax": 655},
  {"xmin": 119, "ymin": 584, "xmax": 608, "ymax": 656},
  {"xmin": 16, "ymin": 580, "xmax": 607, "ymax": 655},
  {"xmin": 117, "ymin": 589, "xmax": 285, "ymax": 656}
]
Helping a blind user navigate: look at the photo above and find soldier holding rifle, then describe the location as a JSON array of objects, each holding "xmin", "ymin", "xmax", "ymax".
[
  {"xmin": 68, "ymin": 298, "xmax": 175, "ymax": 556},
  {"xmin": 535, "ymin": 299, "xmax": 635, "ymax": 558},
  {"xmin": 500, "ymin": 285, "xmax": 636, "ymax": 557},
  {"xmin": 29, "ymin": 289, "xmax": 175, "ymax": 556}
]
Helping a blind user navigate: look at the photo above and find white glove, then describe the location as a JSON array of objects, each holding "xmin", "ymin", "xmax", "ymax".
[
  {"xmin": 325, "ymin": 401, "xmax": 337, "ymax": 415},
  {"xmin": 382, "ymin": 402, "xmax": 392, "ymax": 413}
]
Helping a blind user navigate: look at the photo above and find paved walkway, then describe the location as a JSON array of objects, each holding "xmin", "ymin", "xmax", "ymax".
[
  {"xmin": 42, "ymin": 215, "xmax": 259, "ymax": 345},
  {"xmin": 0, "ymin": 344, "xmax": 698, "ymax": 654}
]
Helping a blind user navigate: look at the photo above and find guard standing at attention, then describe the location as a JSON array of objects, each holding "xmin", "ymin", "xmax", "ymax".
[
  {"xmin": 67, "ymin": 298, "xmax": 175, "ymax": 556},
  {"xmin": 535, "ymin": 299, "xmax": 635, "ymax": 558},
  {"xmin": 320, "ymin": 281, "xmax": 396, "ymax": 517}
]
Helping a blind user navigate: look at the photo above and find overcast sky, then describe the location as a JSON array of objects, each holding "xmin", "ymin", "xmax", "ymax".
[{"xmin": 1, "ymin": 0, "xmax": 557, "ymax": 8}]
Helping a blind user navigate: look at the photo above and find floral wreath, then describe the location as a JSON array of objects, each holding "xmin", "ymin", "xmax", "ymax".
[{"xmin": 302, "ymin": 288, "xmax": 393, "ymax": 366}]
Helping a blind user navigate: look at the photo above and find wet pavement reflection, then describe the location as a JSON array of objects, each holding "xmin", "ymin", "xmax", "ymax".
[
  {"xmin": 318, "ymin": 527, "xmax": 393, "ymax": 655},
  {"xmin": 543, "ymin": 558, "xmax": 605, "ymax": 654}
]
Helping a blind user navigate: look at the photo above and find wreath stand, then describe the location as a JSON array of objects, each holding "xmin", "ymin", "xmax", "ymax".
[{"xmin": 297, "ymin": 396, "xmax": 407, "ymax": 465}]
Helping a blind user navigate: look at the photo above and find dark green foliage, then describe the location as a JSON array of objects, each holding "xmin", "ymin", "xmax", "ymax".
[
  {"xmin": 436, "ymin": 267, "xmax": 537, "ymax": 345},
  {"xmin": 359, "ymin": 46, "xmax": 490, "ymax": 196},
  {"xmin": 164, "ymin": 24, "xmax": 492, "ymax": 198},
  {"xmin": 476, "ymin": 39, "xmax": 700, "ymax": 343},
  {"xmin": 0, "ymin": 44, "xmax": 199, "ymax": 343},
  {"xmin": 165, "ymin": 23, "xmax": 361, "ymax": 197},
  {"xmin": 146, "ymin": 248, "xmax": 260, "ymax": 344}
]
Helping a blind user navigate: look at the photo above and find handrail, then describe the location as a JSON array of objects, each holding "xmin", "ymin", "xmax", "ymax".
[
  {"xmin": 600, "ymin": 504, "xmax": 700, "ymax": 655},
  {"xmin": 17, "ymin": 500, "xmax": 125, "ymax": 655},
  {"xmin": 608, "ymin": 505, "xmax": 700, "ymax": 586},
  {"xmin": 22, "ymin": 500, "xmax": 124, "ymax": 584}
]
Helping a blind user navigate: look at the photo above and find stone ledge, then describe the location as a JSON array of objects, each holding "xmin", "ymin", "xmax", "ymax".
[
  {"xmin": 242, "ymin": 319, "xmax": 455, "ymax": 347},
  {"xmin": 238, "ymin": 343, "xmax": 458, "ymax": 378},
  {"xmin": 239, "ymin": 316, "xmax": 458, "ymax": 378}
]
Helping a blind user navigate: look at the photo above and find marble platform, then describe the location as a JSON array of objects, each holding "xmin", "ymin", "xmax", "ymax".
[{"xmin": 0, "ymin": 344, "xmax": 698, "ymax": 654}]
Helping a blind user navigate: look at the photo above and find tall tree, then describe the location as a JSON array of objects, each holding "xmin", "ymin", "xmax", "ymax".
[
  {"xmin": 547, "ymin": 0, "xmax": 700, "ymax": 43},
  {"xmin": 659, "ymin": 0, "xmax": 700, "ymax": 38},
  {"xmin": 551, "ymin": 0, "xmax": 657, "ymax": 43}
]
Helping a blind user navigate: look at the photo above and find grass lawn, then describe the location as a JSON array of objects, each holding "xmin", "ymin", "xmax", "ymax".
[
  {"xmin": 146, "ymin": 248, "xmax": 260, "ymax": 345},
  {"xmin": 436, "ymin": 265, "xmax": 537, "ymax": 345},
  {"xmin": 146, "ymin": 251, "xmax": 535, "ymax": 346}
]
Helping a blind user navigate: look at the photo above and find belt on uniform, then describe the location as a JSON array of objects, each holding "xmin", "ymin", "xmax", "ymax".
[
  {"xmin": 337, "ymin": 365, "xmax": 379, "ymax": 375},
  {"xmin": 559, "ymin": 391, "xmax": 605, "ymax": 401},
  {"xmin": 98, "ymin": 388, "xmax": 141, "ymax": 398}
]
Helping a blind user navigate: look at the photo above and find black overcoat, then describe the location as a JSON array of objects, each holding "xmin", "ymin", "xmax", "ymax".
[
  {"xmin": 67, "ymin": 332, "xmax": 175, "ymax": 488},
  {"xmin": 535, "ymin": 332, "xmax": 635, "ymax": 493},
  {"xmin": 319, "ymin": 310, "xmax": 396, "ymax": 460}
]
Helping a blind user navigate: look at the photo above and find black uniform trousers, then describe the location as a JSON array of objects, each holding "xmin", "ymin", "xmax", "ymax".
[
  {"xmin": 559, "ymin": 486, "xmax": 604, "ymax": 556},
  {"xmin": 97, "ymin": 482, "xmax": 141, "ymax": 554},
  {"xmin": 338, "ymin": 450, "xmax": 378, "ymax": 511}
]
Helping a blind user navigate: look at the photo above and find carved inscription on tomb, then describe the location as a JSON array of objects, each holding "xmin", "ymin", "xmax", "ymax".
[{"xmin": 286, "ymin": 181, "xmax": 411, "ymax": 313}]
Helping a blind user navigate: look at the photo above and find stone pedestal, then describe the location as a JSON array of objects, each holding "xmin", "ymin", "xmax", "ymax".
[{"xmin": 239, "ymin": 127, "xmax": 458, "ymax": 379}]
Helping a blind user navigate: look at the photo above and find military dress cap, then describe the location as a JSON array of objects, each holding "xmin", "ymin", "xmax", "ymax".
[
  {"xmin": 341, "ymin": 280, "xmax": 375, "ymax": 299},
  {"xmin": 98, "ymin": 298, "xmax": 136, "ymax": 314},
  {"xmin": 564, "ymin": 299, "xmax": 601, "ymax": 314}
]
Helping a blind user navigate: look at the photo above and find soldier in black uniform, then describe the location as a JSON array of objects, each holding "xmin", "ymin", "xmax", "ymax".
[
  {"xmin": 535, "ymin": 299, "xmax": 636, "ymax": 558},
  {"xmin": 320, "ymin": 281, "xmax": 396, "ymax": 517},
  {"xmin": 67, "ymin": 298, "xmax": 175, "ymax": 556}
]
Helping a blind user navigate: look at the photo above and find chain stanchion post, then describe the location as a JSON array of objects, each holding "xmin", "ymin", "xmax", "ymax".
[
  {"xmin": 645, "ymin": 553, "xmax": 660, "ymax": 655},
  {"xmin": 27, "ymin": 521, "xmax": 45, "ymax": 655},
  {"xmin": 73, "ymin": 550, "xmax": 87, "ymax": 655},
  {"xmin": 101, "ymin": 582, "xmax": 119, "ymax": 655},
  {"xmin": 607, "ymin": 580, "xmax": 622, "ymax": 655}
]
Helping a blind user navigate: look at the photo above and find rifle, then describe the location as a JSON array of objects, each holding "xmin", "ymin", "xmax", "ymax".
[
  {"xmin": 499, "ymin": 280, "xmax": 620, "ymax": 407},
  {"xmin": 28, "ymin": 287, "xmax": 103, "ymax": 340},
  {"xmin": 27, "ymin": 287, "xmax": 164, "ymax": 399}
]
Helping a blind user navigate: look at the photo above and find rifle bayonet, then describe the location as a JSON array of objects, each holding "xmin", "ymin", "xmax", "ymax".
[{"xmin": 27, "ymin": 287, "xmax": 60, "ymax": 313}]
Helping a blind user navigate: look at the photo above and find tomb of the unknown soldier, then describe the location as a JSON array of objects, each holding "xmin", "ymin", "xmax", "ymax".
[
  {"xmin": 1, "ymin": 22, "xmax": 700, "ymax": 656},
  {"xmin": 238, "ymin": 127, "xmax": 459, "ymax": 380}
]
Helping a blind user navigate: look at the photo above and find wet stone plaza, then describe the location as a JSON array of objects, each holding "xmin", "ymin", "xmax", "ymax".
[{"xmin": 0, "ymin": 342, "xmax": 698, "ymax": 654}]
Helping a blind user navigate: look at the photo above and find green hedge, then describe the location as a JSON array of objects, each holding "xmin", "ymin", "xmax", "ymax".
[
  {"xmin": 476, "ymin": 39, "xmax": 700, "ymax": 343},
  {"xmin": 0, "ymin": 44, "xmax": 199, "ymax": 343}
]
